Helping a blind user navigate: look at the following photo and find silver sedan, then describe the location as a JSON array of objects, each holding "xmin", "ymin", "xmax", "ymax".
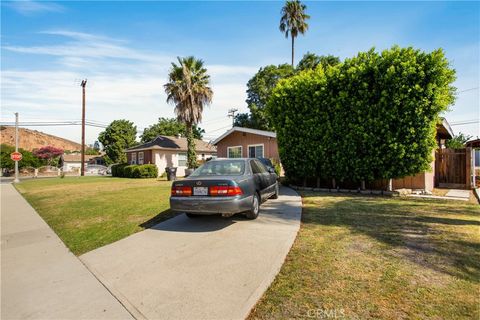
[{"xmin": 170, "ymin": 158, "xmax": 279, "ymax": 219}]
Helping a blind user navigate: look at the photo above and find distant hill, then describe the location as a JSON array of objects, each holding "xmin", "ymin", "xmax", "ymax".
[{"xmin": 0, "ymin": 126, "xmax": 83, "ymax": 151}]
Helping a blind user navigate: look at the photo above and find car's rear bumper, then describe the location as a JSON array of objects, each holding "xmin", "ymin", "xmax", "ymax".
[{"xmin": 170, "ymin": 195, "xmax": 253, "ymax": 214}]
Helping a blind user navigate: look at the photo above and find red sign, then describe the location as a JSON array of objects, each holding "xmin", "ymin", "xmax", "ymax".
[{"xmin": 10, "ymin": 152, "xmax": 22, "ymax": 161}]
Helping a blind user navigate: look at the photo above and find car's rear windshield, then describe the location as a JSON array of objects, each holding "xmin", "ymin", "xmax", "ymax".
[{"xmin": 191, "ymin": 160, "xmax": 245, "ymax": 176}]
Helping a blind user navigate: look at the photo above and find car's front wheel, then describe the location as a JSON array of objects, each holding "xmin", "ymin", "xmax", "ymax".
[{"xmin": 245, "ymin": 193, "xmax": 260, "ymax": 219}]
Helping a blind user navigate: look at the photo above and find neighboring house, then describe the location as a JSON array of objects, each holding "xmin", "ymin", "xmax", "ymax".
[
  {"xmin": 125, "ymin": 135, "xmax": 217, "ymax": 176},
  {"xmin": 60, "ymin": 154, "xmax": 99, "ymax": 172},
  {"xmin": 213, "ymin": 127, "xmax": 279, "ymax": 162}
]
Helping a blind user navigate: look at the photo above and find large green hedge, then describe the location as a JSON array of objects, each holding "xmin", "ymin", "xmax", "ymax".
[
  {"xmin": 111, "ymin": 164, "xmax": 158, "ymax": 178},
  {"xmin": 268, "ymin": 47, "xmax": 456, "ymax": 186}
]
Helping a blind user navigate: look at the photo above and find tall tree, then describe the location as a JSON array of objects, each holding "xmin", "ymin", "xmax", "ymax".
[
  {"xmin": 98, "ymin": 120, "xmax": 137, "ymax": 165},
  {"xmin": 140, "ymin": 117, "xmax": 204, "ymax": 143},
  {"xmin": 296, "ymin": 52, "xmax": 340, "ymax": 71},
  {"xmin": 246, "ymin": 64, "xmax": 295, "ymax": 130},
  {"xmin": 279, "ymin": 0, "xmax": 310, "ymax": 67},
  {"xmin": 164, "ymin": 56, "xmax": 213, "ymax": 168}
]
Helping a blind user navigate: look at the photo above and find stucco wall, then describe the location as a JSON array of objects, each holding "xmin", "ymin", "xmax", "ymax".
[
  {"xmin": 153, "ymin": 150, "xmax": 214, "ymax": 177},
  {"xmin": 216, "ymin": 131, "xmax": 279, "ymax": 161}
]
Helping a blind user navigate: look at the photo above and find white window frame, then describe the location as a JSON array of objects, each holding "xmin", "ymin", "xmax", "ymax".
[
  {"xmin": 131, "ymin": 152, "xmax": 137, "ymax": 164},
  {"xmin": 138, "ymin": 152, "xmax": 144, "ymax": 165},
  {"xmin": 247, "ymin": 144, "xmax": 264, "ymax": 158},
  {"xmin": 177, "ymin": 152, "xmax": 187, "ymax": 167},
  {"xmin": 227, "ymin": 146, "xmax": 243, "ymax": 158}
]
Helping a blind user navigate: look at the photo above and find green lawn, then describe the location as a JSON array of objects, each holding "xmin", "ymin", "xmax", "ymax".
[
  {"xmin": 249, "ymin": 193, "xmax": 480, "ymax": 320},
  {"xmin": 15, "ymin": 177, "xmax": 175, "ymax": 255}
]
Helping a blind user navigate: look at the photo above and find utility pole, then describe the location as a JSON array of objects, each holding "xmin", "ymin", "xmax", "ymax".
[
  {"xmin": 80, "ymin": 79, "xmax": 87, "ymax": 176},
  {"xmin": 228, "ymin": 108, "xmax": 238, "ymax": 127},
  {"xmin": 14, "ymin": 112, "xmax": 19, "ymax": 183}
]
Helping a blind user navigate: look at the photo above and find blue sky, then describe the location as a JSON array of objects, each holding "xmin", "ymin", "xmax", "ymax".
[{"xmin": 1, "ymin": 1, "xmax": 479, "ymax": 144}]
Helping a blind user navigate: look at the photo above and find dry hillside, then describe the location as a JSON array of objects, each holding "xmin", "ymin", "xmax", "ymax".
[{"xmin": 0, "ymin": 126, "xmax": 83, "ymax": 151}]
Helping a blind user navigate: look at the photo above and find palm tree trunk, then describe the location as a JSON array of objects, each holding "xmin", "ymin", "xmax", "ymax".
[
  {"xmin": 186, "ymin": 123, "xmax": 197, "ymax": 169},
  {"xmin": 291, "ymin": 36, "xmax": 295, "ymax": 67}
]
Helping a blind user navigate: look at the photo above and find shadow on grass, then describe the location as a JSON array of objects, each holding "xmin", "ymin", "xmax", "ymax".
[
  {"xmin": 301, "ymin": 192, "xmax": 480, "ymax": 282},
  {"xmin": 139, "ymin": 209, "xmax": 180, "ymax": 229}
]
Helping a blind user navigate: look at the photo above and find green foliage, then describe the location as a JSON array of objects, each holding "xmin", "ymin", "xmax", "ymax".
[
  {"xmin": 241, "ymin": 53, "xmax": 340, "ymax": 130},
  {"xmin": 111, "ymin": 163, "xmax": 158, "ymax": 178},
  {"xmin": 270, "ymin": 158, "xmax": 282, "ymax": 176},
  {"xmin": 0, "ymin": 144, "xmax": 46, "ymax": 169},
  {"xmin": 233, "ymin": 113, "xmax": 264, "ymax": 129},
  {"xmin": 446, "ymin": 132, "xmax": 472, "ymax": 149},
  {"xmin": 98, "ymin": 120, "xmax": 137, "ymax": 165},
  {"xmin": 296, "ymin": 52, "xmax": 340, "ymax": 71},
  {"xmin": 85, "ymin": 148, "xmax": 101, "ymax": 155},
  {"xmin": 279, "ymin": 0, "xmax": 310, "ymax": 66},
  {"xmin": 246, "ymin": 64, "xmax": 296, "ymax": 130},
  {"xmin": 140, "ymin": 117, "xmax": 204, "ymax": 143},
  {"xmin": 268, "ymin": 46, "xmax": 456, "ymax": 185}
]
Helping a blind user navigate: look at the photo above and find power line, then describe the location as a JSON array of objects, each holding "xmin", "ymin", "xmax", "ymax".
[
  {"xmin": 450, "ymin": 119, "xmax": 479, "ymax": 126},
  {"xmin": 458, "ymin": 87, "xmax": 479, "ymax": 93}
]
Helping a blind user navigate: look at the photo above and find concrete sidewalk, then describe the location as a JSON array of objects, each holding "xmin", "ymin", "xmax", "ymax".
[
  {"xmin": 1, "ymin": 184, "xmax": 132, "ymax": 319},
  {"xmin": 81, "ymin": 187, "xmax": 302, "ymax": 320}
]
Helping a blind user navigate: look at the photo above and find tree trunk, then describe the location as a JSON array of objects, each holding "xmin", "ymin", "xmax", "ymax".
[
  {"xmin": 291, "ymin": 36, "xmax": 295, "ymax": 67},
  {"xmin": 186, "ymin": 123, "xmax": 197, "ymax": 169},
  {"xmin": 387, "ymin": 178, "xmax": 393, "ymax": 191},
  {"xmin": 361, "ymin": 180, "xmax": 366, "ymax": 190}
]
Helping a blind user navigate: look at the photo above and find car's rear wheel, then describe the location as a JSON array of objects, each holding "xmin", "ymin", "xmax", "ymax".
[
  {"xmin": 271, "ymin": 182, "xmax": 279, "ymax": 199},
  {"xmin": 186, "ymin": 213, "xmax": 200, "ymax": 218},
  {"xmin": 245, "ymin": 193, "xmax": 260, "ymax": 219}
]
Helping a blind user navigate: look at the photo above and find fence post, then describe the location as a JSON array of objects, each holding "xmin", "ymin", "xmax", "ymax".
[
  {"xmin": 34, "ymin": 168, "xmax": 38, "ymax": 178},
  {"xmin": 361, "ymin": 180, "xmax": 365, "ymax": 190},
  {"xmin": 466, "ymin": 147, "xmax": 472, "ymax": 189}
]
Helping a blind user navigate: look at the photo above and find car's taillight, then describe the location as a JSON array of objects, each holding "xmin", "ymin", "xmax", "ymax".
[
  {"xmin": 209, "ymin": 185, "xmax": 243, "ymax": 196},
  {"xmin": 171, "ymin": 186, "xmax": 192, "ymax": 196}
]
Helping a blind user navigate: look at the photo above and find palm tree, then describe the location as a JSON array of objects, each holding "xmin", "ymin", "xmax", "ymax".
[
  {"xmin": 164, "ymin": 56, "xmax": 213, "ymax": 169},
  {"xmin": 279, "ymin": 0, "xmax": 310, "ymax": 67}
]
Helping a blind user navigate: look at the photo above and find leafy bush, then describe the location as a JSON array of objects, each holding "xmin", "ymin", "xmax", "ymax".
[
  {"xmin": 111, "ymin": 163, "xmax": 157, "ymax": 178},
  {"xmin": 134, "ymin": 164, "xmax": 158, "ymax": 178},
  {"xmin": 111, "ymin": 163, "xmax": 129, "ymax": 177},
  {"xmin": 268, "ymin": 46, "xmax": 456, "ymax": 186},
  {"xmin": 0, "ymin": 144, "xmax": 46, "ymax": 169}
]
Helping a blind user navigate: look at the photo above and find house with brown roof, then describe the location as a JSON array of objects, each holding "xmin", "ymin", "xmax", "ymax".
[
  {"xmin": 125, "ymin": 135, "xmax": 216, "ymax": 176},
  {"xmin": 213, "ymin": 127, "xmax": 279, "ymax": 161}
]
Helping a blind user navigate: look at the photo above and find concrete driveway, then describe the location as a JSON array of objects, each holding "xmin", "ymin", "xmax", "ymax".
[{"xmin": 81, "ymin": 187, "xmax": 301, "ymax": 320}]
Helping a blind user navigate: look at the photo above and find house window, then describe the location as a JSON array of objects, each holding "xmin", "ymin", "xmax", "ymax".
[
  {"xmin": 138, "ymin": 152, "xmax": 144, "ymax": 165},
  {"xmin": 178, "ymin": 153, "xmax": 187, "ymax": 167},
  {"xmin": 227, "ymin": 146, "xmax": 242, "ymax": 158},
  {"xmin": 248, "ymin": 144, "xmax": 264, "ymax": 158},
  {"xmin": 131, "ymin": 153, "xmax": 137, "ymax": 164}
]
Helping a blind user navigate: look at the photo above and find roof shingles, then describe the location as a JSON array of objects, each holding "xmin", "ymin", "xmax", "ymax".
[{"xmin": 126, "ymin": 136, "xmax": 216, "ymax": 153}]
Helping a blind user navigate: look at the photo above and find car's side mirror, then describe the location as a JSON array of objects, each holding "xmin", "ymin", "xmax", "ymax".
[{"xmin": 268, "ymin": 167, "xmax": 275, "ymax": 174}]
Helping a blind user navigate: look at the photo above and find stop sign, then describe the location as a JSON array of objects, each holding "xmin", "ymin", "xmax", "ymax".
[{"xmin": 10, "ymin": 152, "xmax": 22, "ymax": 161}]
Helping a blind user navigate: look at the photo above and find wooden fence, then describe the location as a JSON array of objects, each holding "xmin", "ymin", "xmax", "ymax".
[{"xmin": 435, "ymin": 147, "xmax": 471, "ymax": 189}]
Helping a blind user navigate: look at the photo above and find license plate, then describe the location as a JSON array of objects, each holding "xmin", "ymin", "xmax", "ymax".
[{"xmin": 193, "ymin": 187, "xmax": 208, "ymax": 196}]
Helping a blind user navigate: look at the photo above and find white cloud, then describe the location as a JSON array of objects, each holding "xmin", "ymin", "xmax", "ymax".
[
  {"xmin": 1, "ymin": 30, "xmax": 258, "ymax": 143},
  {"xmin": 4, "ymin": 1, "xmax": 64, "ymax": 15}
]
